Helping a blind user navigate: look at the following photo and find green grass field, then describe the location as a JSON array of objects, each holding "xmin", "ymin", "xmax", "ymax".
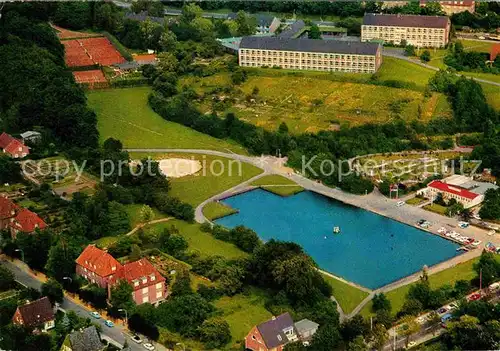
[
  {"xmin": 482, "ymin": 83, "xmax": 500, "ymax": 111},
  {"xmin": 359, "ymin": 255, "xmax": 500, "ymax": 318},
  {"xmin": 202, "ymin": 201, "xmax": 238, "ymax": 220},
  {"xmin": 251, "ymin": 175, "xmax": 304, "ymax": 197},
  {"xmin": 88, "ymin": 87, "xmax": 247, "ymax": 153},
  {"xmin": 423, "ymin": 203, "xmax": 448, "ymax": 215},
  {"xmin": 124, "ymin": 203, "xmax": 168, "ymax": 227},
  {"xmin": 185, "ymin": 71, "xmax": 441, "ymax": 133},
  {"xmin": 130, "ymin": 152, "xmax": 263, "ymax": 206},
  {"xmin": 214, "ymin": 288, "xmax": 273, "ymax": 349},
  {"xmin": 323, "ymin": 274, "xmax": 370, "ymax": 314},
  {"xmin": 377, "ymin": 56, "xmax": 436, "ymax": 90},
  {"xmin": 144, "ymin": 219, "xmax": 247, "ymax": 259}
]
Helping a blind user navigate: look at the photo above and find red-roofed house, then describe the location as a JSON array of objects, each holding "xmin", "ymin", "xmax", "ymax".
[
  {"xmin": 12, "ymin": 297, "xmax": 55, "ymax": 332},
  {"xmin": 117, "ymin": 258, "xmax": 167, "ymax": 306},
  {"xmin": 0, "ymin": 196, "xmax": 19, "ymax": 230},
  {"xmin": 0, "ymin": 132, "xmax": 29, "ymax": 158},
  {"xmin": 75, "ymin": 245, "xmax": 121, "ymax": 289},
  {"xmin": 245, "ymin": 313, "xmax": 298, "ymax": 351},
  {"xmin": 9, "ymin": 208, "xmax": 47, "ymax": 239},
  {"xmin": 491, "ymin": 44, "xmax": 500, "ymax": 62},
  {"xmin": 418, "ymin": 180, "xmax": 483, "ymax": 208}
]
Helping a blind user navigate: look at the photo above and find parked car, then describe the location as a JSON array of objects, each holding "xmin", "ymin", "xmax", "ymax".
[
  {"xmin": 467, "ymin": 293, "xmax": 481, "ymax": 302},
  {"xmin": 143, "ymin": 343, "xmax": 155, "ymax": 351},
  {"xmin": 131, "ymin": 335, "xmax": 142, "ymax": 344},
  {"xmin": 407, "ymin": 341, "xmax": 417, "ymax": 348},
  {"xmin": 90, "ymin": 311, "xmax": 101, "ymax": 319},
  {"xmin": 397, "ymin": 201, "xmax": 405, "ymax": 207},
  {"xmin": 437, "ymin": 307, "xmax": 448, "ymax": 314},
  {"xmin": 104, "ymin": 320, "xmax": 114, "ymax": 328}
]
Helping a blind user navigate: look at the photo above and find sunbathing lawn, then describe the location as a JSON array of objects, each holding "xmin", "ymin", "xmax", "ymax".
[
  {"xmin": 251, "ymin": 175, "xmax": 304, "ymax": 197},
  {"xmin": 203, "ymin": 201, "xmax": 238, "ymax": 221},
  {"xmin": 88, "ymin": 87, "xmax": 247, "ymax": 154},
  {"xmin": 214, "ymin": 288, "xmax": 273, "ymax": 350},
  {"xmin": 130, "ymin": 152, "xmax": 263, "ymax": 206},
  {"xmin": 323, "ymin": 274, "xmax": 370, "ymax": 315},
  {"xmin": 359, "ymin": 255, "xmax": 500, "ymax": 318},
  {"xmin": 406, "ymin": 197, "xmax": 427, "ymax": 206},
  {"xmin": 423, "ymin": 203, "xmax": 448, "ymax": 215},
  {"xmin": 144, "ymin": 219, "xmax": 247, "ymax": 259},
  {"xmin": 377, "ymin": 56, "xmax": 436, "ymax": 91}
]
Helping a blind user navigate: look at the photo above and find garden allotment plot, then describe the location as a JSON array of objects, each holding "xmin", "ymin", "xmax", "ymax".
[{"xmin": 216, "ymin": 189, "xmax": 460, "ymax": 290}]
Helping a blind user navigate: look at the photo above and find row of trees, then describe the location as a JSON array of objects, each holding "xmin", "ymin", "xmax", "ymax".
[{"xmin": 444, "ymin": 42, "xmax": 500, "ymax": 74}]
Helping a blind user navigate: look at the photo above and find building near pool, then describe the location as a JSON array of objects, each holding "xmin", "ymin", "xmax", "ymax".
[
  {"xmin": 420, "ymin": 1, "xmax": 475, "ymax": 15},
  {"xmin": 361, "ymin": 13, "xmax": 450, "ymax": 48},
  {"xmin": 417, "ymin": 175, "xmax": 498, "ymax": 208},
  {"xmin": 239, "ymin": 36, "xmax": 382, "ymax": 73}
]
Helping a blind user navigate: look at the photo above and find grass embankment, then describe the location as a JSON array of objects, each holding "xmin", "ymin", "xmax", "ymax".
[
  {"xmin": 323, "ymin": 274, "xmax": 370, "ymax": 315},
  {"xmin": 251, "ymin": 174, "xmax": 304, "ymax": 197},
  {"xmin": 360, "ymin": 255, "xmax": 500, "ymax": 318},
  {"xmin": 130, "ymin": 152, "xmax": 263, "ymax": 206},
  {"xmin": 183, "ymin": 64, "xmax": 450, "ymax": 133},
  {"xmin": 203, "ymin": 201, "xmax": 238, "ymax": 221},
  {"xmin": 88, "ymin": 87, "xmax": 247, "ymax": 153},
  {"xmin": 406, "ymin": 197, "xmax": 427, "ymax": 206}
]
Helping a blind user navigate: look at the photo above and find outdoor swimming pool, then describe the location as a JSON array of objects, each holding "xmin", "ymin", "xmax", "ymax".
[{"xmin": 215, "ymin": 189, "xmax": 461, "ymax": 289}]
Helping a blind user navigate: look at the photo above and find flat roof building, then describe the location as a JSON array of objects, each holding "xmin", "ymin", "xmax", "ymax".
[
  {"xmin": 239, "ymin": 36, "xmax": 382, "ymax": 73},
  {"xmin": 361, "ymin": 13, "xmax": 451, "ymax": 48}
]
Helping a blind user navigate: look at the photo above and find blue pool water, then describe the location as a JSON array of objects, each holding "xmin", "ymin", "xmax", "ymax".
[{"xmin": 215, "ymin": 189, "xmax": 461, "ymax": 289}]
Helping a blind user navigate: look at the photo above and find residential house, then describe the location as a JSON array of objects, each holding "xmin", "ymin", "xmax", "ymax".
[
  {"xmin": 116, "ymin": 257, "xmax": 167, "ymax": 306},
  {"xmin": 245, "ymin": 313, "xmax": 298, "ymax": 351},
  {"xmin": 61, "ymin": 326, "xmax": 104, "ymax": 351},
  {"xmin": 75, "ymin": 245, "xmax": 121, "ymax": 289},
  {"xmin": 294, "ymin": 319, "xmax": 319, "ymax": 341},
  {"xmin": 9, "ymin": 207, "xmax": 47, "ymax": 239},
  {"xmin": 361, "ymin": 13, "xmax": 451, "ymax": 47},
  {"xmin": 12, "ymin": 297, "xmax": 55, "ymax": 332},
  {"xmin": 0, "ymin": 132, "xmax": 29, "ymax": 158},
  {"xmin": 420, "ymin": 1, "xmax": 475, "ymax": 15},
  {"xmin": 239, "ymin": 36, "xmax": 382, "ymax": 73},
  {"xmin": 20, "ymin": 131, "xmax": 42, "ymax": 144},
  {"xmin": 0, "ymin": 196, "xmax": 19, "ymax": 230}
]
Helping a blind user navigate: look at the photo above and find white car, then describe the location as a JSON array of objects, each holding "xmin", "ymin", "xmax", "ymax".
[
  {"xmin": 132, "ymin": 335, "xmax": 142, "ymax": 344},
  {"xmin": 90, "ymin": 311, "xmax": 101, "ymax": 319},
  {"xmin": 478, "ymin": 36, "xmax": 486, "ymax": 40},
  {"xmin": 407, "ymin": 341, "xmax": 417, "ymax": 348},
  {"xmin": 473, "ymin": 214, "xmax": 481, "ymax": 220},
  {"xmin": 143, "ymin": 343, "xmax": 155, "ymax": 351},
  {"xmin": 397, "ymin": 201, "xmax": 405, "ymax": 207}
]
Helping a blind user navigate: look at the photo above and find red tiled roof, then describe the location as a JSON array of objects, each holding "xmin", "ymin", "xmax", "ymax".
[
  {"xmin": 0, "ymin": 196, "xmax": 19, "ymax": 220},
  {"xmin": 76, "ymin": 245, "xmax": 121, "ymax": 278},
  {"xmin": 0, "ymin": 132, "xmax": 29, "ymax": 157},
  {"xmin": 134, "ymin": 54, "xmax": 156, "ymax": 63},
  {"xmin": 11, "ymin": 208, "xmax": 47, "ymax": 233},
  {"xmin": 491, "ymin": 44, "xmax": 500, "ymax": 62},
  {"xmin": 428, "ymin": 180, "xmax": 479, "ymax": 200},
  {"xmin": 119, "ymin": 258, "xmax": 165, "ymax": 290},
  {"xmin": 14, "ymin": 297, "xmax": 54, "ymax": 328}
]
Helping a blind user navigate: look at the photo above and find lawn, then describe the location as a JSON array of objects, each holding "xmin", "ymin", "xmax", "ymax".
[
  {"xmin": 406, "ymin": 197, "xmax": 427, "ymax": 206},
  {"xmin": 202, "ymin": 201, "xmax": 238, "ymax": 221},
  {"xmin": 130, "ymin": 152, "xmax": 263, "ymax": 206},
  {"xmin": 482, "ymin": 83, "xmax": 500, "ymax": 111},
  {"xmin": 124, "ymin": 203, "xmax": 168, "ymax": 228},
  {"xmin": 322, "ymin": 274, "xmax": 370, "ymax": 315},
  {"xmin": 87, "ymin": 87, "xmax": 247, "ymax": 154},
  {"xmin": 185, "ymin": 70, "xmax": 438, "ymax": 133},
  {"xmin": 359, "ymin": 255, "xmax": 500, "ymax": 318},
  {"xmin": 214, "ymin": 288, "xmax": 273, "ymax": 350},
  {"xmin": 423, "ymin": 203, "xmax": 448, "ymax": 215},
  {"xmin": 251, "ymin": 175, "xmax": 304, "ymax": 197},
  {"xmin": 144, "ymin": 219, "xmax": 247, "ymax": 259}
]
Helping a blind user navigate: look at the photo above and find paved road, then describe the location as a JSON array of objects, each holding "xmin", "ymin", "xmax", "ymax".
[{"xmin": 0, "ymin": 260, "xmax": 153, "ymax": 351}]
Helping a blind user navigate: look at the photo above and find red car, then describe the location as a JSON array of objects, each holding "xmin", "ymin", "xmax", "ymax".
[{"xmin": 467, "ymin": 293, "xmax": 482, "ymax": 301}]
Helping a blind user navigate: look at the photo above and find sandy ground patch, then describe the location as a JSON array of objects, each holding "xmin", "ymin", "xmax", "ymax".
[{"xmin": 158, "ymin": 158, "xmax": 202, "ymax": 178}]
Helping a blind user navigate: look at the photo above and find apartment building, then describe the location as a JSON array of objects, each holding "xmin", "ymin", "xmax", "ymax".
[
  {"xmin": 75, "ymin": 245, "xmax": 121, "ymax": 289},
  {"xmin": 239, "ymin": 36, "xmax": 382, "ymax": 73},
  {"xmin": 361, "ymin": 13, "xmax": 450, "ymax": 48},
  {"xmin": 420, "ymin": 1, "xmax": 475, "ymax": 15}
]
